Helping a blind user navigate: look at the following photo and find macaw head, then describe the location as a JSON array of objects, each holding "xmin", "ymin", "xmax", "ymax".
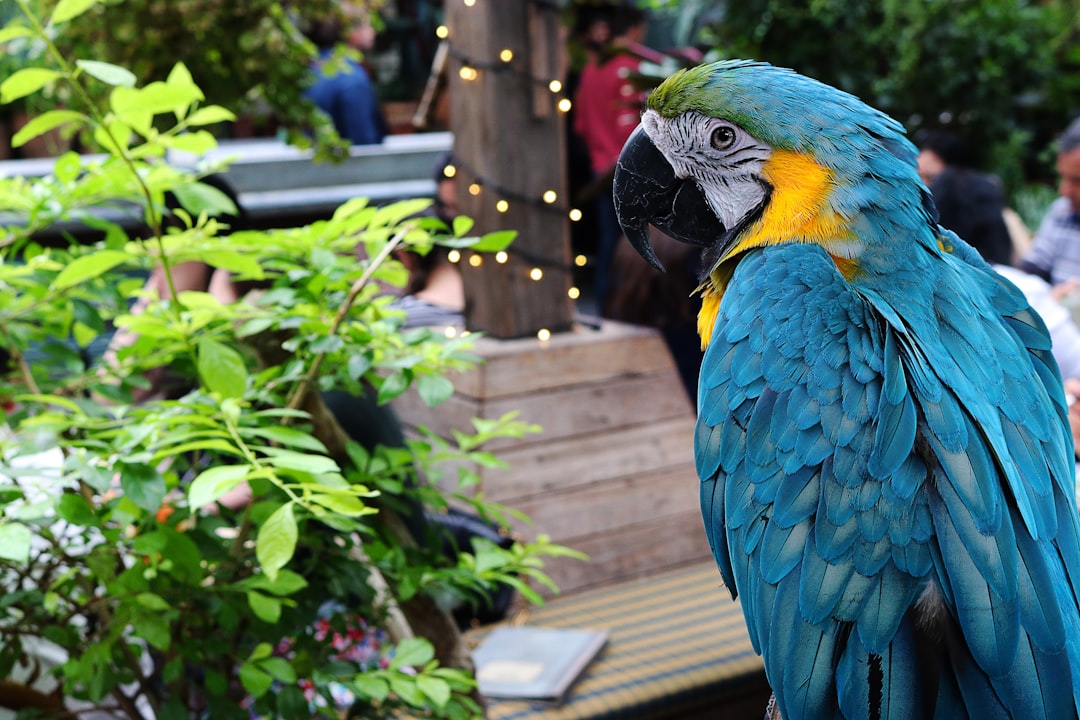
[{"xmin": 614, "ymin": 60, "xmax": 935, "ymax": 284}]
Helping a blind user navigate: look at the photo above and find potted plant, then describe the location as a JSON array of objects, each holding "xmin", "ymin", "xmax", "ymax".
[{"xmin": 0, "ymin": 1, "xmax": 580, "ymax": 717}]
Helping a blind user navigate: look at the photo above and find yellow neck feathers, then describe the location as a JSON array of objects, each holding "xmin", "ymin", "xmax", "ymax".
[{"xmin": 697, "ymin": 150, "xmax": 854, "ymax": 349}]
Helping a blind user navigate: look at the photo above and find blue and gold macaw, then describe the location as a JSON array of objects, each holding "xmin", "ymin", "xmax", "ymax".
[{"xmin": 613, "ymin": 59, "xmax": 1080, "ymax": 719}]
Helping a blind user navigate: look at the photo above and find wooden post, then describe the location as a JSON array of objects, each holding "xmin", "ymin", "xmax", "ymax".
[{"xmin": 446, "ymin": 0, "xmax": 575, "ymax": 339}]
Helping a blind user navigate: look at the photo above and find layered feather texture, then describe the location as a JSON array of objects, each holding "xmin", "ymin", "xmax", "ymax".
[{"xmin": 670, "ymin": 61, "xmax": 1080, "ymax": 719}]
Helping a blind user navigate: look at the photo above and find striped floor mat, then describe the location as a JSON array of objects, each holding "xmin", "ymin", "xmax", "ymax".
[{"xmin": 467, "ymin": 562, "xmax": 768, "ymax": 720}]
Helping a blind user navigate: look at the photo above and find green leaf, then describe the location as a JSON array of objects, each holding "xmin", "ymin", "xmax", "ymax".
[
  {"xmin": 197, "ymin": 338, "xmax": 247, "ymax": 398},
  {"xmin": 260, "ymin": 449, "xmax": 339, "ymax": 475},
  {"xmin": 201, "ymin": 250, "xmax": 262, "ymax": 278},
  {"xmin": 246, "ymin": 591, "xmax": 282, "ymax": 623},
  {"xmin": 377, "ymin": 370, "xmax": 411, "ymax": 404},
  {"xmin": 187, "ymin": 464, "xmax": 252, "ymax": 509},
  {"xmin": 258, "ymin": 657, "xmax": 296, "ymax": 683},
  {"xmin": 416, "ymin": 374, "xmax": 454, "ymax": 407},
  {"xmin": 133, "ymin": 611, "xmax": 171, "ymax": 650},
  {"xmin": 11, "ymin": 110, "xmax": 85, "ymax": 148},
  {"xmin": 353, "ymin": 674, "xmax": 390, "ymax": 702},
  {"xmin": 256, "ymin": 503, "xmax": 297, "ymax": 580},
  {"xmin": 310, "ymin": 493, "xmax": 375, "ymax": 517},
  {"xmin": 75, "ymin": 60, "xmax": 136, "ymax": 88},
  {"xmin": 390, "ymin": 637, "xmax": 435, "ymax": 670},
  {"xmin": 164, "ymin": 130, "xmax": 218, "ymax": 155},
  {"xmin": 417, "ymin": 675, "xmax": 452, "ymax": 708},
  {"xmin": 0, "ymin": 523, "xmax": 31, "ymax": 562},
  {"xmin": 0, "ymin": 26, "xmax": 32, "ymax": 44},
  {"xmin": 110, "ymin": 81, "xmax": 203, "ymax": 119},
  {"xmin": 119, "ymin": 463, "xmax": 167, "ymax": 513},
  {"xmin": 50, "ymin": 0, "xmax": 100, "ymax": 24},
  {"xmin": 135, "ymin": 592, "xmax": 170, "ymax": 611},
  {"xmin": 452, "ymin": 216, "xmax": 474, "ymax": 237},
  {"xmin": 1, "ymin": 68, "xmax": 62, "ymax": 104},
  {"xmin": 241, "ymin": 569, "xmax": 308, "ymax": 596},
  {"xmin": 244, "ymin": 426, "xmax": 327, "ymax": 453},
  {"xmin": 57, "ymin": 494, "xmax": 96, "ymax": 525},
  {"xmin": 185, "ymin": 105, "xmax": 236, "ymax": 126},
  {"xmin": 388, "ymin": 674, "xmax": 426, "ymax": 706},
  {"xmin": 239, "ymin": 662, "xmax": 274, "ymax": 698},
  {"xmin": 172, "ymin": 180, "xmax": 238, "ymax": 217},
  {"xmin": 470, "ymin": 230, "xmax": 517, "ymax": 252},
  {"xmin": 52, "ymin": 250, "xmax": 128, "ymax": 290}
]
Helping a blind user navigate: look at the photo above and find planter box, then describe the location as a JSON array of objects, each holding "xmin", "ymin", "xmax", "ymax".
[{"xmin": 393, "ymin": 319, "xmax": 713, "ymax": 596}]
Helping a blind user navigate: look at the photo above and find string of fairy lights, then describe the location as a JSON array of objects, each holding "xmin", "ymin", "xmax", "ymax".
[{"xmin": 438, "ymin": 0, "xmax": 596, "ymax": 341}]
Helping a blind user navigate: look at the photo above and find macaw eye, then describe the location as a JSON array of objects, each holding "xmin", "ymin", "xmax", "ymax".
[{"xmin": 710, "ymin": 126, "xmax": 736, "ymax": 150}]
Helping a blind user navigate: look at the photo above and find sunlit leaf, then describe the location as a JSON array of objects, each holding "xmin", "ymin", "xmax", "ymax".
[
  {"xmin": 11, "ymin": 110, "xmax": 85, "ymax": 148},
  {"xmin": 0, "ymin": 523, "xmax": 31, "ymax": 562},
  {"xmin": 185, "ymin": 105, "xmax": 236, "ymax": 126},
  {"xmin": 197, "ymin": 338, "xmax": 247, "ymax": 399},
  {"xmin": 390, "ymin": 637, "xmax": 435, "ymax": 669},
  {"xmin": 187, "ymin": 464, "xmax": 252, "ymax": 509},
  {"xmin": 76, "ymin": 60, "xmax": 136, "ymax": 88},
  {"xmin": 256, "ymin": 503, "xmax": 297, "ymax": 580},
  {"xmin": 239, "ymin": 662, "xmax": 274, "ymax": 698},
  {"xmin": 246, "ymin": 591, "xmax": 282, "ymax": 623},
  {"xmin": 172, "ymin": 180, "xmax": 237, "ymax": 217},
  {"xmin": 416, "ymin": 374, "xmax": 454, "ymax": 407},
  {"xmin": 50, "ymin": 0, "xmax": 100, "ymax": 24},
  {"xmin": 1, "ymin": 68, "xmax": 62, "ymax": 104},
  {"xmin": 52, "ymin": 250, "xmax": 128, "ymax": 290}
]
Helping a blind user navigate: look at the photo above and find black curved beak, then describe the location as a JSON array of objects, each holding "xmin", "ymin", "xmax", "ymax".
[{"xmin": 613, "ymin": 126, "xmax": 726, "ymax": 272}]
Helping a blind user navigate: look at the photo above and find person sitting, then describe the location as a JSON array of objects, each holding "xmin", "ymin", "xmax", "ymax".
[
  {"xmin": 304, "ymin": 15, "xmax": 387, "ymax": 146},
  {"xmin": 917, "ymin": 129, "xmax": 1014, "ymax": 267}
]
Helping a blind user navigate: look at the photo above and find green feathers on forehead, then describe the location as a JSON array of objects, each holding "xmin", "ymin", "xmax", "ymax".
[{"xmin": 645, "ymin": 60, "xmax": 915, "ymax": 169}]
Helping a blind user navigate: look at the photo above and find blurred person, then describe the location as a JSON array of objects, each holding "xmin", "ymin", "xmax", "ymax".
[
  {"xmin": 605, "ymin": 226, "xmax": 702, "ymax": 400},
  {"xmin": 917, "ymin": 129, "xmax": 1014, "ymax": 266},
  {"xmin": 304, "ymin": 14, "xmax": 387, "ymax": 146},
  {"xmin": 572, "ymin": 4, "xmax": 652, "ymax": 314},
  {"xmin": 1018, "ymin": 116, "xmax": 1080, "ymax": 288}
]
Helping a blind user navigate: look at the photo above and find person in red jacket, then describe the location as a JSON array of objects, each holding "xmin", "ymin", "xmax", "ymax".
[{"xmin": 572, "ymin": 4, "xmax": 654, "ymax": 313}]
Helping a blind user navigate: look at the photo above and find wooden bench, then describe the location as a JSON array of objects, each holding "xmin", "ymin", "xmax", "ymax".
[{"xmin": 465, "ymin": 562, "xmax": 770, "ymax": 720}]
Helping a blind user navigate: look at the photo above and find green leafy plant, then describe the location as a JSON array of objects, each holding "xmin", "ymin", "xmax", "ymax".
[{"xmin": 0, "ymin": 1, "xmax": 582, "ymax": 718}]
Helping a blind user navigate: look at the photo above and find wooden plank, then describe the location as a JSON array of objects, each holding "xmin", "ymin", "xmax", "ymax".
[
  {"xmin": 450, "ymin": 320, "xmax": 680, "ymax": 400},
  {"xmin": 506, "ymin": 465, "xmax": 701, "ymax": 542},
  {"xmin": 395, "ymin": 368, "xmax": 692, "ymax": 451},
  {"xmin": 531, "ymin": 509, "xmax": 715, "ymax": 596},
  {"xmin": 474, "ymin": 416, "xmax": 696, "ymax": 502}
]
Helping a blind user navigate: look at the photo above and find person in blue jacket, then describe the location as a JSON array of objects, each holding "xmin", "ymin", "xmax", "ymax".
[{"xmin": 304, "ymin": 16, "xmax": 387, "ymax": 146}]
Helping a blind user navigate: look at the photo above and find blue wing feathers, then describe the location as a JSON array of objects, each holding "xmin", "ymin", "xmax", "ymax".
[{"xmin": 696, "ymin": 244, "xmax": 1080, "ymax": 718}]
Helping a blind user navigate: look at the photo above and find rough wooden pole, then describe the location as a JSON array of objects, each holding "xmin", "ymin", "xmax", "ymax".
[{"xmin": 446, "ymin": 0, "xmax": 575, "ymax": 339}]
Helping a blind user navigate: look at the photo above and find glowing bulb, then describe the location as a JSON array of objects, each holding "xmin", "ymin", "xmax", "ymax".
[
  {"xmin": 495, "ymin": 251, "xmax": 509, "ymax": 264},
  {"xmin": 444, "ymin": 326, "xmax": 458, "ymax": 338},
  {"xmin": 568, "ymin": 287, "xmax": 581, "ymax": 300},
  {"xmin": 468, "ymin": 183, "xmax": 482, "ymax": 195},
  {"xmin": 463, "ymin": 0, "xmax": 476, "ymax": 6},
  {"xmin": 499, "ymin": 49, "xmax": 514, "ymax": 62},
  {"xmin": 557, "ymin": 98, "xmax": 572, "ymax": 113},
  {"xmin": 574, "ymin": 254, "xmax": 587, "ymax": 267},
  {"xmin": 435, "ymin": 25, "xmax": 449, "ymax": 39},
  {"xmin": 542, "ymin": 190, "xmax": 557, "ymax": 204},
  {"xmin": 529, "ymin": 267, "xmax": 543, "ymax": 281},
  {"xmin": 469, "ymin": 254, "xmax": 483, "ymax": 267},
  {"xmin": 459, "ymin": 66, "xmax": 478, "ymax": 81},
  {"xmin": 569, "ymin": 208, "xmax": 582, "ymax": 222},
  {"xmin": 443, "ymin": 164, "xmax": 457, "ymax": 178},
  {"xmin": 496, "ymin": 199, "xmax": 509, "ymax": 213},
  {"xmin": 537, "ymin": 328, "xmax": 551, "ymax": 342},
  {"xmin": 548, "ymin": 79, "xmax": 562, "ymax": 93},
  {"xmin": 448, "ymin": 249, "xmax": 461, "ymax": 263}
]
